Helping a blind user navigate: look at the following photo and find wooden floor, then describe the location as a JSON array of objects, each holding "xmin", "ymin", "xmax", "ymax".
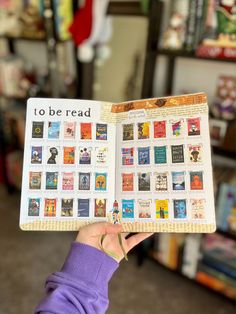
[{"xmin": 0, "ymin": 185, "xmax": 235, "ymax": 314}]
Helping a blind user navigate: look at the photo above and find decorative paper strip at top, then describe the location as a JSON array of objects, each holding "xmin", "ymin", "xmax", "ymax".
[{"xmin": 111, "ymin": 93, "xmax": 207, "ymax": 113}]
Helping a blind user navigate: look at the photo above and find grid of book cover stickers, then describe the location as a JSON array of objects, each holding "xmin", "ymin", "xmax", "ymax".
[{"xmin": 20, "ymin": 94, "xmax": 216, "ymax": 232}]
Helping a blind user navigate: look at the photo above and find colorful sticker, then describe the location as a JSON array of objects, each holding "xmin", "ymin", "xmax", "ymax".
[
  {"xmin": 171, "ymin": 145, "xmax": 184, "ymax": 163},
  {"xmin": 95, "ymin": 173, "xmax": 107, "ymax": 191},
  {"xmin": 122, "ymin": 173, "xmax": 134, "ymax": 192},
  {"xmin": 173, "ymin": 199, "xmax": 187, "ymax": 218},
  {"xmin": 28, "ymin": 198, "xmax": 40, "ymax": 216},
  {"xmin": 64, "ymin": 121, "xmax": 76, "ymax": 139},
  {"xmin": 172, "ymin": 171, "xmax": 185, "ymax": 191},
  {"xmin": 138, "ymin": 122, "xmax": 150, "ymax": 139},
  {"xmin": 48, "ymin": 121, "xmax": 60, "ymax": 139},
  {"xmin": 80, "ymin": 122, "xmax": 92, "ymax": 140},
  {"xmin": 94, "ymin": 199, "xmax": 106, "ymax": 217},
  {"xmin": 188, "ymin": 144, "xmax": 203, "ymax": 163},
  {"xmin": 61, "ymin": 198, "xmax": 73, "ymax": 217},
  {"xmin": 122, "ymin": 148, "xmax": 134, "ymax": 166},
  {"xmin": 32, "ymin": 121, "xmax": 44, "ymax": 138},
  {"xmin": 95, "ymin": 147, "xmax": 108, "ymax": 165},
  {"xmin": 123, "ymin": 123, "xmax": 134, "ymax": 141},
  {"xmin": 138, "ymin": 172, "xmax": 151, "ymax": 191},
  {"xmin": 154, "ymin": 146, "xmax": 167, "ymax": 164},
  {"xmin": 79, "ymin": 147, "xmax": 91, "ymax": 164},
  {"xmin": 29, "ymin": 172, "xmax": 42, "ymax": 189},
  {"xmin": 138, "ymin": 199, "xmax": 151, "ymax": 218},
  {"xmin": 190, "ymin": 171, "xmax": 203, "ymax": 190},
  {"xmin": 31, "ymin": 146, "xmax": 42, "ymax": 164},
  {"xmin": 47, "ymin": 146, "xmax": 59, "ymax": 164},
  {"xmin": 170, "ymin": 119, "xmax": 183, "ymax": 137},
  {"xmin": 79, "ymin": 172, "xmax": 90, "ymax": 190},
  {"xmin": 78, "ymin": 198, "xmax": 90, "ymax": 217},
  {"xmin": 153, "ymin": 121, "xmax": 166, "ymax": 138},
  {"xmin": 96, "ymin": 123, "xmax": 107, "ymax": 140},
  {"xmin": 45, "ymin": 172, "xmax": 58, "ymax": 190},
  {"xmin": 156, "ymin": 200, "xmax": 168, "ymax": 219},
  {"xmin": 44, "ymin": 198, "xmax": 56, "ymax": 217},
  {"xmin": 154, "ymin": 172, "xmax": 168, "ymax": 191},
  {"xmin": 138, "ymin": 147, "xmax": 150, "ymax": 165},
  {"xmin": 122, "ymin": 199, "xmax": 134, "ymax": 218},
  {"xmin": 63, "ymin": 147, "xmax": 75, "ymax": 164},
  {"xmin": 62, "ymin": 172, "xmax": 74, "ymax": 190},
  {"xmin": 191, "ymin": 199, "xmax": 205, "ymax": 219},
  {"xmin": 187, "ymin": 118, "xmax": 200, "ymax": 136}
]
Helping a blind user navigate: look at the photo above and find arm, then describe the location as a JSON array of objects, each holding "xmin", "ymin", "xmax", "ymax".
[{"xmin": 35, "ymin": 222, "xmax": 153, "ymax": 314}]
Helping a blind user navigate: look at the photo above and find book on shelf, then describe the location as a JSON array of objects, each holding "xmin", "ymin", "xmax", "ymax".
[
  {"xmin": 19, "ymin": 93, "xmax": 216, "ymax": 232},
  {"xmin": 216, "ymin": 183, "xmax": 236, "ymax": 234}
]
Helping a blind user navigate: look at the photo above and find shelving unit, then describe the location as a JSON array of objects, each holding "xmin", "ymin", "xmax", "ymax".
[{"xmin": 138, "ymin": 0, "xmax": 236, "ymax": 301}]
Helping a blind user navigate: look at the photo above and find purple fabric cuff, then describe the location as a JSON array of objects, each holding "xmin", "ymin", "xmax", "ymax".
[{"xmin": 61, "ymin": 242, "xmax": 119, "ymax": 295}]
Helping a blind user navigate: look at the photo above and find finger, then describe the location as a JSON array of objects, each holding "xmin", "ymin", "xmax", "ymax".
[
  {"xmin": 121, "ymin": 232, "xmax": 130, "ymax": 239},
  {"xmin": 81, "ymin": 222, "xmax": 122, "ymax": 237},
  {"xmin": 126, "ymin": 232, "xmax": 153, "ymax": 250}
]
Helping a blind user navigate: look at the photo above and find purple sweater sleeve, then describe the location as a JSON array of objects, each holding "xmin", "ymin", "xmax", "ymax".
[{"xmin": 35, "ymin": 242, "xmax": 119, "ymax": 314}]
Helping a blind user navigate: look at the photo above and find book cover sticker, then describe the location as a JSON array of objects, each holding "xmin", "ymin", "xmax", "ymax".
[
  {"xmin": 170, "ymin": 119, "xmax": 184, "ymax": 137},
  {"xmin": 61, "ymin": 198, "xmax": 73, "ymax": 217},
  {"xmin": 79, "ymin": 147, "xmax": 91, "ymax": 164},
  {"xmin": 138, "ymin": 147, "xmax": 150, "ymax": 165},
  {"xmin": 122, "ymin": 173, "xmax": 134, "ymax": 192},
  {"xmin": 123, "ymin": 123, "xmax": 134, "ymax": 141},
  {"xmin": 190, "ymin": 171, "xmax": 203, "ymax": 190},
  {"xmin": 153, "ymin": 121, "xmax": 166, "ymax": 138},
  {"xmin": 79, "ymin": 172, "xmax": 90, "ymax": 190},
  {"xmin": 95, "ymin": 147, "xmax": 108, "ymax": 165},
  {"xmin": 156, "ymin": 200, "xmax": 168, "ymax": 219},
  {"xmin": 122, "ymin": 148, "xmax": 134, "ymax": 166},
  {"xmin": 171, "ymin": 145, "xmax": 184, "ymax": 163},
  {"xmin": 154, "ymin": 146, "xmax": 167, "ymax": 164},
  {"xmin": 96, "ymin": 123, "xmax": 107, "ymax": 140},
  {"xmin": 44, "ymin": 198, "xmax": 56, "ymax": 217},
  {"xmin": 62, "ymin": 172, "xmax": 74, "ymax": 190},
  {"xmin": 138, "ymin": 173, "xmax": 151, "ymax": 191},
  {"xmin": 95, "ymin": 173, "xmax": 107, "ymax": 191},
  {"xmin": 78, "ymin": 199, "xmax": 90, "ymax": 217},
  {"xmin": 138, "ymin": 122, "xmax": 150, "ymax": 139},
  {"xmin": 32, "ymin": 121, "xmax": 44, "ymax": 138},
  {"xmin": 94, "ymin": 199, "xmax": 106, "ymax": 217},
  {"xmin": 63, "ymin": 147, "xmax": 75, "ymax": 164},
  {"xmin": 46, "ymin": 172, "xmax": 58, "ymax": 190},
  {"xmin": 187, "ymin": 118, "xmax": 200, "ymax": 136},
  {"xmin": 174, "ymin": 199, "xmax": 187, "ymax": 219},
  {"xmin": 48, "ymin": 121, "xmax": 60, "ymax": 139},
  {"xmin": 188, "ymin": 144, "xmax": 203, "ymax": 163},
  {"xmin": 29, "ymin": 172, "xmax": 42, "ymax": 189},
  {"xmin": 31, "ymin": 146, "xmax": 42, "ymax": 164},
  {"xmin": 138, "ymin": 199, "xmax": 151, "ymax": 218},
  {"xmin": 64, "ymin": 122, "xmax": 76, "ymax": 139},
  {"xmin": 154, "ymin": 172, "xmax": 168, "ymax": 191},
  {"xmin": 172, "ymin": 171, "xmax": 185, "ymax": 190},
  {"xmin": 28, "ymin": 198, "xmax": 40, "ymax": 216},
  {"xmin": 191, "ymin": 199, "xmax": 205, "ymax": 219},
  {"xmin": 47, "ymin": 146, "xmax": 59, "ymax": 164},
  {"xmin": 122, "ymin": 199, "xmax": 134, "ymax": 218},
  {"xmin": 80, "ymin": 123, "xmax": 92, "ymax": 140}
]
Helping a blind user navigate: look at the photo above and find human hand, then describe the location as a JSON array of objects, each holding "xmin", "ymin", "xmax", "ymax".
[{"xmin": 76, "ymin": 222, "xmax": 153, "ymax": 262}]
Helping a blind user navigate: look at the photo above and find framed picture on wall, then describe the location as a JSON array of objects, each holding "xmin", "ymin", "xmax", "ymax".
[{"xmin": 209, "ymin": 118, "xmax": 227, "ymax": 146}]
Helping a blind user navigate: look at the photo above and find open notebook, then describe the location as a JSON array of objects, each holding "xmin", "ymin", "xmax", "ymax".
[{"xmin": 19, "ymin": 93, "xmax": 216, "ymax": 232}]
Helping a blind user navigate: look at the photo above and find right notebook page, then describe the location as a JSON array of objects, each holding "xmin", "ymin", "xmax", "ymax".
[{"xmin": 112, "ymin": 92, "xmax": 216, "ymax": 233}]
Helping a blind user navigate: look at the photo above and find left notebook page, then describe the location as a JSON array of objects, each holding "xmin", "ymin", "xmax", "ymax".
[{"xmin": 20, "ymin": 98, "xmax": 116, "ymax": 230}]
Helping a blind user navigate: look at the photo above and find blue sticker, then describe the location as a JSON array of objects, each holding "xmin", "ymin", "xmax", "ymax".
[
  {"xmin": 48, "ymin": 121, "xmax": 60, "ymax": 139},
  {"xmin": 138, "ymin": 147, "xmax": 150, "ymax": 165},
  {"xmin": 122, "ymin": 199, "xmax": 134, "ymax": 218}
]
